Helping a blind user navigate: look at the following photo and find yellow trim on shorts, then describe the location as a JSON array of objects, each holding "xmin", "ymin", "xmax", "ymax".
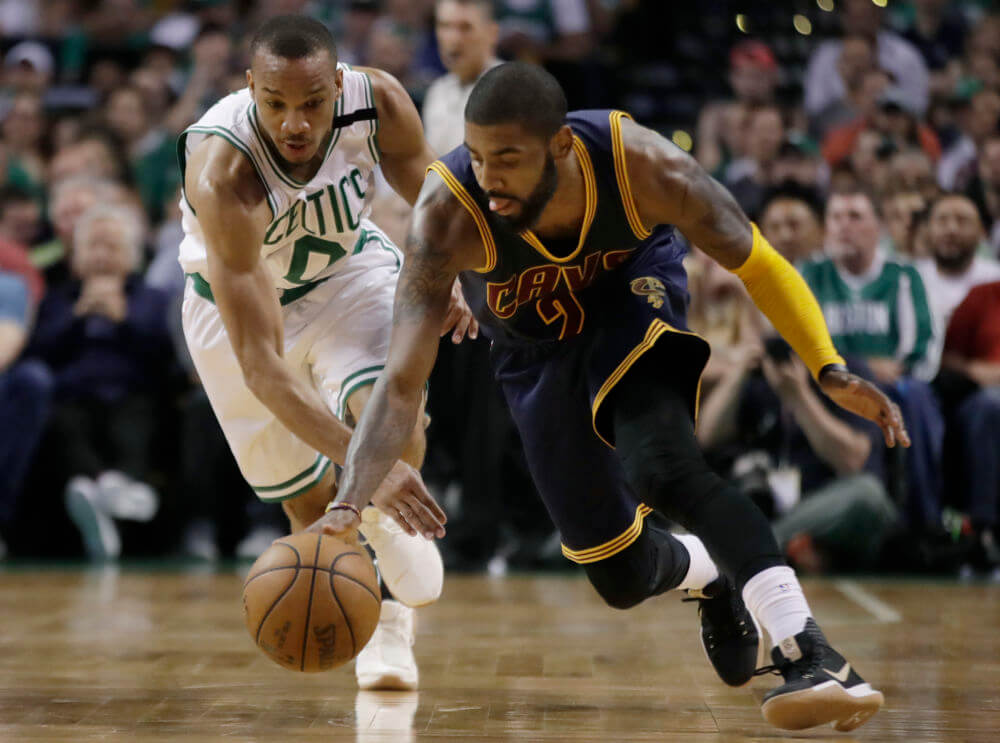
[
  {"xmin": 609, "ymin": 111, "xmax": 652, "ymax": 241},
  {"xmin": 590, "ymin": 319, "xmax": 707, "ymax": 449},
  {"xmin": 426, "ymin": 161, "xmax": 497, "ymax": 273},
  {"xmin": 561, "ymin": 504, "xmax": 654, "ymax": 564}
]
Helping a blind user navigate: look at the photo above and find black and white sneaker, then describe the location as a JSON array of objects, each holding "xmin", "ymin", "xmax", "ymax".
[
  {"xmin": 758, "ymin": 618, "xmax": 884, "ymax": 731},
  {"xmin": 684, "ymin": 576, "xmax": 761, "ymax": 687}
]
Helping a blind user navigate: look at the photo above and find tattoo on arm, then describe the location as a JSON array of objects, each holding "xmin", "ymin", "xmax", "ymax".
[{"xmin": 394, "ymin": 233, "xmax": 454, "ymax": 324}]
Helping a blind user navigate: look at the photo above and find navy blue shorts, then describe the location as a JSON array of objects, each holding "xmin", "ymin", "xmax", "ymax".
[{"xmin": 492, "ymin": 233, "xmax": 711, "ymax": 564}]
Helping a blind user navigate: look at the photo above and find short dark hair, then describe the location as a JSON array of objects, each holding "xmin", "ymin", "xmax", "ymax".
[
  {"xmin": 827, "ymin": 186, "xmax": 881, "ymax": 218},
  {"xmin": 761, "ymin": 183, "xmax": 823, "ymax": 221},
  {"xmin": 0, "ymin": 184, "xmax": 35, "ymax": 210},
  {"xmin": 250, "ymin": 15, "xmax": 337, "ymax": 64},
  {"xmin": 465, "ymin": 62, "xmax": 566, "ymax": 139}
]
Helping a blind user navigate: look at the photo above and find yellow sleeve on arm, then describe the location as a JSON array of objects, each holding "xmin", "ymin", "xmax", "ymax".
[{"xmin": 731, "ymin": 223, "xmax": 846, "ymax": 379}]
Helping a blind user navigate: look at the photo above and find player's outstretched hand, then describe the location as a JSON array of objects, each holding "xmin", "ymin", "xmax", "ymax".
[
  {"xmin": 441, "ymin": 277, "xmax": 479, "ymax": 344},
  {"xmin": 819, "ymin": 366, "xmax": 911, "ymax": 448},
  {"xmin": 371, "ymin": 460, "xmax": 447, "ymax": 540}
]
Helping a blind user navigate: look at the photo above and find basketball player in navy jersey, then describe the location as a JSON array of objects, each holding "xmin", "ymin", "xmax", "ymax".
[{"xmin": 310, "ymin": 63, "xmax": 907, "ymax": 732}]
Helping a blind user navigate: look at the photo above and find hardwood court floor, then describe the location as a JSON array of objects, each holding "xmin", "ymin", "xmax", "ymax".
[{"xmin": 0, "ymin": 566, "xmax": 998, "ymax": 742}]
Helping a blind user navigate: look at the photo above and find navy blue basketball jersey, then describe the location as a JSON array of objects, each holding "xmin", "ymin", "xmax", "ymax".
[{"xmin": 429, "ymin": 110, "xmax": 682, "ymax": 345}]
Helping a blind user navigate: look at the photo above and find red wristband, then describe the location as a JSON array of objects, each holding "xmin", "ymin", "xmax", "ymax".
[{"xmin": 325, "ymin": 502, "xmax": 361, "ymax": 521}]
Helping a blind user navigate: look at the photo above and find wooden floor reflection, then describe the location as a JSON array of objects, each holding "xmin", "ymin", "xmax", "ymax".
[{"xmin": 1, "ymin": 567, "xmax": 998, "ymax": 741}]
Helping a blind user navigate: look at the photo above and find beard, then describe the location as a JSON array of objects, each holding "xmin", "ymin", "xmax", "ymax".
[
  {"xmin": 934, "ymin": 243, "xmax": 977, "ymax": 271},
  {"xmin": 488, "ymin": 154, "xmax": 558, "ymax": 233}
]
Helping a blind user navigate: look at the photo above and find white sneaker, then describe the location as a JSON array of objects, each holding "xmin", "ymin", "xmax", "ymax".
[
  {"xmin": 355, "ymin": 600, "xmax": 418, "ymax": 691},
  {"xmin": 358, "ymin": 506, "xmax": 443, "ymax": 608},
  {"xmin": 65, "ymin": 476, "xmax": 121, "ymax": 560},
  {"xmin": 96, "ymin": 471, "xmax": 158, "ymax": 522}
]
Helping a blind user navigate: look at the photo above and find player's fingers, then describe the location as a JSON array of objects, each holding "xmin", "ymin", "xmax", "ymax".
[
  {"xmin": 413, "ymin": 487, "xmax": 448, "ymax": 526},
  {"xmin": 392, "ymin": 501, "xmax": 423, "ymax": 537},
  {"xmin": 452, "ymin": 312, "xmax": 472, "ymax": 344},
  {"xmin": 440, "ymin": 304, "xmax": 461, "ymax": 337},
  {"xmin": 892, "ymin": 402, "xmax": 911, "ymax": 447},
  {"xmin": 469, "ymin": 316, "xmax": 479, "ymax": 339},
  {"xmin": 403, "ymin": 495, "xmax": 446, "ymax": 538}
]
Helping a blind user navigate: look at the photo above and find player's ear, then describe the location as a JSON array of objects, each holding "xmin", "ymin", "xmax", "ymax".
[
  {"xmin": 334, "ymin": 67, "xmax": 344, "ymax": 102},
  {"xmin": 551, "ymin": 125, "xmax": 574, "ymax": 159},
  {"xmin": 246, "ymin": 69, "xmax": 254, "ymax": 93}
]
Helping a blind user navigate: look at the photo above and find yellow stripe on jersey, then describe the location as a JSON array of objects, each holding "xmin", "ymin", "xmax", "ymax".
[
  {"xmin": 519, "ymin": 135, "xmax": 598, "ymax": 263},
  {"xmin": 426, "ymin": 161, "xmax": 497, "ymax": 273},
  {"xmin": 561, "ymin": 504, "xmax": 654, "ymax": 564},
  {"xmin": 610, "ymin": 111, "xmax": 652, "ymax": 241}
]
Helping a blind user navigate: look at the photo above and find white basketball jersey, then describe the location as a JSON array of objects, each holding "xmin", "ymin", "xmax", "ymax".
[{"xmin": 177, "ymin": 64, "xmax": 391, "ymax": 300}]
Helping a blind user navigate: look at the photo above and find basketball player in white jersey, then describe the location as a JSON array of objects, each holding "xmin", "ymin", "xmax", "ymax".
[{"xmin": 178, "ymin": 15, "xmax": 466, "ymax": 690}]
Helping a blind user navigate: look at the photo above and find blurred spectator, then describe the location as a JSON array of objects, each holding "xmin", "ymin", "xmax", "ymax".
[
  {"xmin": 3, "ymin": 93, "xmax": 48, "ymax": 198},
  {"xmin": 24, "ymin": 204, "xmax": 171, "ymax": 560},
  {"xmin": 104, "ymin": 84, "xmax": 179, "ymax": 223},
  {"xmin": 696, "ymin": 340, "xmax": 895, "ymax": 573},
  {"xmin": 964, "ymin": 133, "xmax": 1000, "ymax": 254},
  {"xmin": 31, "ymin": 176, "xmax": 124, "ymax": 288},
  {"xmin": 805, "ymin": 0, "xmax": 929, "ymax": 119},
  {"xmin": 886, "ymin": 148, "xmax": 940, "ymax": 205},
  {"xmin": 1, "ymin": 41, "xmax": 55, "ymax": 111},
  {"xmin": 0, "ymin": 184, "xmax": 42, "ymax": 249},
  {"xmin": 882, "ymin": 189, "xmax": 932, "ymax": 259},
  {"xmin": 808, "ymin": 191, "xmax": 934, "ymax": 382},
  {"xmin": 938, "ymin": 88, "xmax": 1000, "ymax": 193},
  {"xmin": 48, "ymin": 127, "xmax": 130, "ymax": 184},
  {"xmin": 759, "ymin": 188, "xmax": 824, "ymax": 264},
  {"xmin": 897, "ymin": 0, "xmax": 969, "ymax": 73},
  {"xmin": 685, "ymin": 249, "xmax": 764, "ymax": 390},
  {"xmin": 917, "ymin": 194, "xmax": 1000, "ymax": 369},
  {"xmin": 804, "ymin": 190, "xmax": 942, "ymax": 530},
  {"xmin": 495, "ymin": 0, "xmax": 593, "ymax": 65},
  {"xmin": 0, "ymin": 200, "xmax": 49, "ymax": 557},
  {"xmin": 0, "ymin": 230, "xmax": 50, "ymax": 560},
  {"xmin": 809, "ymin": 35, "xmax": 885, "ymax": 140},
  {"xmin": 939, "ymin": 280, "xmax": 1000, "ymax": 571},
  {"xmin": 823, "ymin": 89, "xmax": 942, "ymax": 179},
  {"xmin": 423, "ymin": 0, "xmax": 500, "ymax": 156},
  {"xmin": 337, "ymin": 0, "xmax": 383, "ymax": 66},
  {"xmin": 723, "ymin": 104, "xmax": 785, "ymax": 218},
  {"xmin": 696, "ymin": 40, "xmax": 779, "ymax": 177},
  {"xmin": 162, "ymin": 25, "xmax": 235, "ymax": 136},
  {"xmin": 367, "ymin": 18, "xmax": 424, "ymax": 101}
]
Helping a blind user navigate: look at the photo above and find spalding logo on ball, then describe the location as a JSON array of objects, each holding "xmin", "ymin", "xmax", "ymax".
[{"xmin": 242, "ymin": 532, "xmax": 381, "ymax": 672}]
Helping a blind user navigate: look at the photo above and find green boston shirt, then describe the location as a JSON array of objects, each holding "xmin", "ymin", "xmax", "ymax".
[{"xmin": 800, "ymin": 252, "xmax": 934, "ymax": 370}]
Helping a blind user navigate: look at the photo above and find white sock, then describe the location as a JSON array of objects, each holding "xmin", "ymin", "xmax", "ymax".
[
  {"xmin": 742, "ymin": 566, "xmax": 812, "ymax": 647},
  {"xmin": 673, "ymin": 533, "xmax": 719, "ymax": 591}
]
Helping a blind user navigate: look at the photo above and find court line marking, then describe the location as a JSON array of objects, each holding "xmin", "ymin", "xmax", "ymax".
[{"xmin": 834, "ymin": 580, "xmax": 902, "ymax": 623}]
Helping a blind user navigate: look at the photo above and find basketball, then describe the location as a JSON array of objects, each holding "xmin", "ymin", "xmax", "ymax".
[{"xmin": 242, "ymin": 532, "xmax": 381, "ymax": 672}]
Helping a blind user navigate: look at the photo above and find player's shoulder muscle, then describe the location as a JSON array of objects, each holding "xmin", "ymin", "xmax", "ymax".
[{"xmin": 185, "ymin": 134, "xmax": 269, "ymax": 218}]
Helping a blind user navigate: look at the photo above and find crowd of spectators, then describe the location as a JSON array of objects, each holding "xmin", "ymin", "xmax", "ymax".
[{"xmin": 0, "ymin": 0, "xmax": 998, "ymax": 580}]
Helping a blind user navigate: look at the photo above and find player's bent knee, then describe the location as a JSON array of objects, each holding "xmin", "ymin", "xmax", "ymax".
[{"xmin": 583, "ymin": 559, "xmax": 648, "ymax": 610}]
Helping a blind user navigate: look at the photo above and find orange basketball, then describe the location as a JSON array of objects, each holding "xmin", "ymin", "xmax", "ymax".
[{"xmin": 242, "ymin": 532, "xmax": 381, "ymax": 672}]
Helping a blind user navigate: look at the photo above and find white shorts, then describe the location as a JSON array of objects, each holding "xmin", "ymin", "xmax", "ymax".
[{"xmin": 181, "ymin": 243, "xmax": 402, "ymax": 502}]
